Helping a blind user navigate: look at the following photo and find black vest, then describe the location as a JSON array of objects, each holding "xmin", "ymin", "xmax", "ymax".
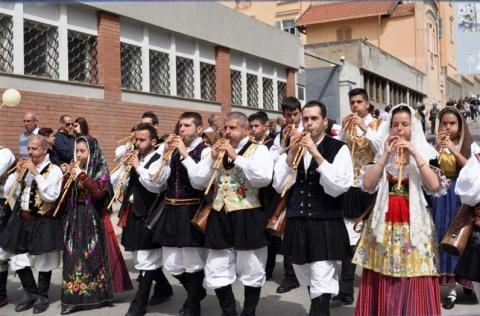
[
  {"xmin": 122, "ymin": 152, "xmax": 161, "ymax": 217},
  {"xmin": 19, "ymin": 163, "xmax": 51, "ymax": 214},
  {"xmin": 166, "ymin": 142, "xmax": 207, "ymax": 199},
  {"xmin": 286, "ymin": 136, "xmax": 346, "ymax": 219}
]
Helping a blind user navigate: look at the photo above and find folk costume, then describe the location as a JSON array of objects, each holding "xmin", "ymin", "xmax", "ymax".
[
  {"xmin": 273, "ymin": 134, "xmax": 353, "ymax": 315},
  {"xmin": 61, "ymin": 136, "xmax": 132, "ymax": 314},
  {"xmin": 112, "ymin": 147, "xmax": 172, "ymax": 316},
  {"xmin": 151, "ymin": 137, "xmax": 211, "ymax": 315},
  {"xmin": 454, "ymin": 143, "xmax": 480, "ymax": 302},
  {"xmin": 338, "ymin": 113, "xmax": 383, "ymax": 302},
  {"xmin": 353, "ymin": 104, "xmax": 448, "ymax": 316},
  {"xmin": 0, "ymin": 148, "xmax": 31, "ymax": 308},
  {"xmin": 0, "ymin": 153, "xmax": 63, "ymax": 313},
  {"xmin": 198, "ymin": 136, "xmax": 274, "ymax": 316},
  {"xmin": 430, "ymin": 107, "xmax": 472, "ymax": 295}
]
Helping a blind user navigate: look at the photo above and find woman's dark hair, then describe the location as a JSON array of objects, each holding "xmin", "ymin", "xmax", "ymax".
[
  {"xmin": 390, "ymin": 105, "xmax": 411, "ymax": 127},
  {"xmin": 38, "ymin": 127, "xmax": 54, "ymax": 137},
  {"xmin": 75, "ymin": 117, "xmax": 89, "ymax": 136}
]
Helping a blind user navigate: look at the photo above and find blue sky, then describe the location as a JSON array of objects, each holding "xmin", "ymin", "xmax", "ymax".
[{"xmin": 456, "ymin": 1, "xmax": 480, "ymax": 74}]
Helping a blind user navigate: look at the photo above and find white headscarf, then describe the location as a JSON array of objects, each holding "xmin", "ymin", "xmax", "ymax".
[{"xmin": 370, "ymin": 104, "xmax": 438, "ymax": 247}]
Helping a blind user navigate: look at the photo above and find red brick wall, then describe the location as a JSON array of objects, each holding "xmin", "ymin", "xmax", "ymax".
[
  {"xmin": 0, "ymin": 89, "xmax": 216, "ymax": 164},
  {"xmin": 215, "ymin": 46, "xmax": 232, "ymax": 114},
  {"xmin": 286, "ymin": 67, "xmax": 296, "ymax": 98}
]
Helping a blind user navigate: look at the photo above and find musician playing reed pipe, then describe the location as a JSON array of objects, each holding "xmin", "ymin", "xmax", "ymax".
[
  {"xmin": 0, "ymin": 135, "xmax": 63, "ymax": 314},
  {"xmin": 149, "ymin": 112, "xmax": 211, "ymax": 316},
  {"xmin": 196, "ymin": 112, "xmax": 273, "ymax": 316},
  {"xmin": 111, "ymin": 123, "xmax": 172, "ymax": 316},
  {"xmin": 273, "ymin": 101, "xmax": 353, "ymax": 316},
  {"xmin": 336, "ymin": 88, "xmax": 384, "ymax": 305}
]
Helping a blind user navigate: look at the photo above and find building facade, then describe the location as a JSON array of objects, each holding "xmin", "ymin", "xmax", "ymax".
[{"xmin": 0, "ymin": 2, "xmax": 300, "ymax": 159}]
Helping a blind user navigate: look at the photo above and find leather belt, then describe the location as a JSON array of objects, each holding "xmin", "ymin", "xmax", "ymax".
[
  {"xmin": 165, "ymin": 198, "xmax": 201, "ymax": 206},
  {"xmin": 20, "ymin": 210, "xmax": 40, "ymax": 221}
]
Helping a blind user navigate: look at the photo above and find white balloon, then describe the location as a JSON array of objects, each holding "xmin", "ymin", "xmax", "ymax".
[{"xmin": 2, "ymin": 89, "xmax": 21, "ymax": 107}]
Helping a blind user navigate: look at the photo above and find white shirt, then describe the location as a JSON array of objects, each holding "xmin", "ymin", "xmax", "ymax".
[
  {"xmin": 0, "ymin": 148, "xmax": 16, "ymax": 199},
  {"xmin": 152, "ymin": 137, "xmax": 212, "ymax": 190},
  {"xmin": 3, "ymin": 155, "xmax": 62, "ymax": 210},
  {"xmin": 196, "ymin": 136, "xmax": 274, "ymax": 189},
  {"xmin": 270, "ymin": 122, "xmax": 304, "ymax": 163},
  {"xmin": 455, "ymin": 143, "xmax": 480, "ymax": 206},
  {"xmin": 273, "ymin": 135, "xmax": 354, "ymax": 198}
]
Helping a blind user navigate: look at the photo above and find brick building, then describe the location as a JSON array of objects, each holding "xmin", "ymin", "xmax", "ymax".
[{"xmin": 0, "ymin": 2, "xmax": 300, "ymax": 161}]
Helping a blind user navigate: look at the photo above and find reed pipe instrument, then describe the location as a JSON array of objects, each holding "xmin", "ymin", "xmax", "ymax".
[
  {"xmin": 52, "ymin": 161, "xmax": 80, "ymax": 217},
  {"xmin": 4, "ymin": 160, "xmax": 28, "ymax": 206},
  {"xmin": 204, "ymin": 138, "xmax": 230, "ymax": 196},
  {"xmin": 348, "ymin": 113, "xmax": 358, "ymax": 157},
  {"xmin": 438, "ymin": 133, "xmax": 450, "ymax": 165},
  {"xmin": 150, "ymin": 135, "xmax": 182, "ymax": 181},
  {"xmin": 107, "ymin": 150, "xmax": 139, "ymax": 209},
  {"xmin": 281, "ymin": 132, "xmax": 311, "ymax": 198},
  {"xmin": 395, "ymin": 138, "xmax": 406, "ymax": 191}
]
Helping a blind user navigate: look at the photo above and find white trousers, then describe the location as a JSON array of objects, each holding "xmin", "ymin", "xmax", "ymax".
[
  {"xmin": 132, "ymin": 249, "xmax": 163, "ymax": 271},
  {"xmin": 293, "ymin": 260, "xmax": 339, "ymax": 299},
  {"xmin": 473, "ymin": 282, "xmax": 480, "ymax": 305},
  {"xmin": 0, "ymin": 248, "xmax": 59, "ymax": 272},
  {"xmin": 344, "ymin": 218, "xmax": 362, "ymax": 246},
  {"xmin": 205, "ymin": 246, "xmax": 267, "ymax": 289},
  {"xmin": 163, "ymin": 246, "xmax": 206, "ymax": 275}
]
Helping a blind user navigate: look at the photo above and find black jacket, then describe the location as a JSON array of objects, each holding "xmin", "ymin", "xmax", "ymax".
[{"xmin": 54, "ymin": 131, "xmax": 74, "ymax": 164}]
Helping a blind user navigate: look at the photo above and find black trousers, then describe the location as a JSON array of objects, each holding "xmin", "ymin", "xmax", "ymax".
[{"xmin": 338, "ymin": 247, "xmax": 356, "ymax": 296}]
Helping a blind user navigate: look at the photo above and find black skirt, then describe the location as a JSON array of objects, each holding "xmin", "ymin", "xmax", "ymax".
[
  {"xmin": 0, "ymin": 199, "xmax": 12, "ymax": 233},
  {"xmin": 0, "ymin": 212, "xmax": 63, "ymax": 255},
  {"xmin": 283, "ymin": 217, "xmax": 350, "ymax": 265},
  {"xmin": 121, "ymin": 211, "xmax": 160, "ymax": 252},
  {"xmin": 455, "ymin": 226, "xmax": 480, "ymax": 282},
  {"xmin": 153, "ymin": 204, "xmax": 204, "ymax": 247},
  {"xmin": 343, "ymin": 187, "xmax": 375, "ymax": 219},
  {"xmin": 204, "ymin": 207, "xmax": 269, "ymax": 251}
]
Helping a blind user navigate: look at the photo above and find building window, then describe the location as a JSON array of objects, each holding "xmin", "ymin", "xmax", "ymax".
[
  {"xmin": 277, "ymin": 19, "xmax": 299, "ymax": 36},
  {"xmin": 24, "ymin": 20, "xmax": 59, "ymax": 79},
  {"xmin": 200, "ymin": 62, "xmax": 216, "ymax": 101},
  {"xmin": 68, "ymin": 30, "xmax": 98, "ymax": 85},
  {"xmin": 0, "ymin": 14, "xmax": 13, "ymax": 74},
  {"xmin": 247, "ymin": 73, "xmax": 258, "ymax": 108},
  {"xmin": 449, "ymin": 17, "xmax": 454, "ymax": 43},
  {"xmin": 149, "ymin": 50, "xmax": 170, "ymax": 95},
  {"xmin": 121, "ymin": 43, "xmax": 142, "ymax": 91},
  {"xmin": 263, "ymin": 78, "xmax": 274, "ymax": 110},
  {"xmin": 176, "ymin": 56, "xmax": 194, "ymax": 98},
  {"xmin": 297, "ymin": 85, "xmax": 305, "ymax": 102},
  {"xmin": 336, "ymin": 27, "xmax": 352, "ymax": 41},
  {"xmin": 277, "ymin": 81, "xmax": 287, "ymax": 107},
  {"xmin": 231, "ymin": 70, "xmax": 242, "ymax": 106}
]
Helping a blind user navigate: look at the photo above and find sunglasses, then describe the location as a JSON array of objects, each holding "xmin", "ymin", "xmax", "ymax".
[{"xmin": 65, "ymin": 123, "xmax": 73, "ymax": 127}]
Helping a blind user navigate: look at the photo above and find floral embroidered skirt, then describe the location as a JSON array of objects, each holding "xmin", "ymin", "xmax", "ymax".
[
  {"xmin": 62, "ymin": 204, "xmax": 114, "ymax": 308},
  {"xmin": 353, "ymin": 195, "xmax": 441, "ymax": 315}
]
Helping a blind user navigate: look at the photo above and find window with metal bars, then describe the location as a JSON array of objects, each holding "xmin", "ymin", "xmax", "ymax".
[
  {"xmin": 247, "ymin": 73, "xmax": 258, "ymax": 108},
  {"xmin": 149, "ymin": 50, "xmax": 170, "ymax": 95},
  {"xmin": 263, "ymin": 78, "xmax": 274, "ymax": 110},
  {"xmin": 200, "ymin": 62, "xmax": 216, "ymax": 101},
  {"xmin": 121, "ymin": 43, "xmax": 142, "ymax": 91},
  {"xmin": 68, "ymin": 30, "xmax": 98, "ymax": 84},
  {"xmin": 24, "ymin": 20, "xmax": 59, "ymax": 79},
  {"xmin": 0, "ymin": 14, "xmax": 13, "ymax": 73},
  {"xmin": 176, "ymin": 56, "xmax": 194, "ymax": 98},
  {"xmin": 277, "ymin": 81, "xmax": 287, "ymax": 107},
  {"xmin": 231, "ymin": 70, "xmax": 242, "ymax": 106}
]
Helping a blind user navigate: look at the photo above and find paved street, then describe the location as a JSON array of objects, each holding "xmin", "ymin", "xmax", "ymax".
[{"xmin": 2, "ymin": 119, "xmax": 480, "ymax": 316}]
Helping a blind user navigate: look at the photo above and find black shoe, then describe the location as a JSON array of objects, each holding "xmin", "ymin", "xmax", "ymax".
[
  {"xmin": 276, "ymin": 278, "xmax": 299, "ymax": 294},
  {"xmin": 442, "ymin": 296, "xmax": 456, "ymax": 310},
  {"xmin": 331, "ymin": 292, "xmax": 354, "ymax": 305},
  {"xmin": 61, "ymin": 305, "xmax": 77, "ymax": 315},
  {"xmin": 463, "ymin": 287, "xmax": 474, "ymax": 296},
  {"xmin": 0, "ymin": 296, "xmax": 7, "ymax": 308},
  {"xmin": 149, "ymin": 268, "xmax": 173, "ymax": 305},
  {"xmin": 149, "ymin": 288, "xmax": 173, "ymax": 305},
  {"xmin": 33, "ymin": 295, "xmax": 49, "ymax": 314},
  {"xmin": 15, "ymin": 292, "xmax": 37, "ymax": 312},
  {"xmin": 126, "ymin": 270, "xmax": 154, "ymax": 316},
  {"xmin": 309, "ymin": 294, "xmax": 331, "ymax": 316}
]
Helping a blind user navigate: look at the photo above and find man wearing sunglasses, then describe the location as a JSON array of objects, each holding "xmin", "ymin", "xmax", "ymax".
[
  {"xmin": 19, "ymin": 112, "xmax": 39, "ymax": 158},
  {"xmin": 53, "ymin": 114, "xmax": 75, "ymax": 164}
]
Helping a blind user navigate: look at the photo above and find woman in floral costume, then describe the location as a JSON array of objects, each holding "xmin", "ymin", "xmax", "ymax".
[
  {"xmin": 61, "ymin": 136, "xmax": 129, "ymax": 314},
  {"xmin": 353, "ymin": 104, "xmax": 448, "ymax": 315}
]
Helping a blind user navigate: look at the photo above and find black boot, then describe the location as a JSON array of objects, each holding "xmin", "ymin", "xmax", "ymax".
[
  {"xmin": 309, "ymin": 294, "xmax": 331, "ymax": 316},
  {"xmin": 181, "ymin": 271, "xmax": 207, "ymax": 316},
  {"xmin": 126, "ymin": 270, "xmax": 154, "ymax": 316},
  {"xmin": 0, "ymin": 269, "xmax": 8, "ymax": 307},
  {"xmin": 15, "ymin": 267, "xmax": 38, "ymax": 312},
  {"xmin": 33, "ymin": 271, "xmax": 52, "ymax": 314},
  {"xmin": 215, "ymin": 285, "xmax": 237, "ymax": 316},
  {"xmin": 276, "ymin": 255, "xmax": 299, "ymax": 293},
  {"xmin": 241, "ymin": 286, "xmax": 261, "ymax": 316},
  {"xmin": 149, "ymin": 268, "xmax": 173, "ymax": 305}
]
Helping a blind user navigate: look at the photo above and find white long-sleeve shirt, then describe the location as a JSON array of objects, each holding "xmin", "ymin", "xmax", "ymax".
[
  {"xmin": 3, "ymin": 155, "xmax": 62, "ymax": 210},
  {"xmin": 273, "ymin": 136, "xmax": 354, "ymax": 198},
  {"xmin": 0, "ymin": 148, "xmax": 16, "ymax": 199},
  {"xmin": 455, "ymin": 143, "xmax": 480, "ymax": 206},
  {"xmin": 196, "ymin": 136, "xmax": 274, "ymax": 189},
  {"xmin": 270, "ymin": 123, "xmax": 304, "ymax": 163},
  {"xmin": 152, "ymin": 137, "xmax": 212, "ymax": 190}
]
